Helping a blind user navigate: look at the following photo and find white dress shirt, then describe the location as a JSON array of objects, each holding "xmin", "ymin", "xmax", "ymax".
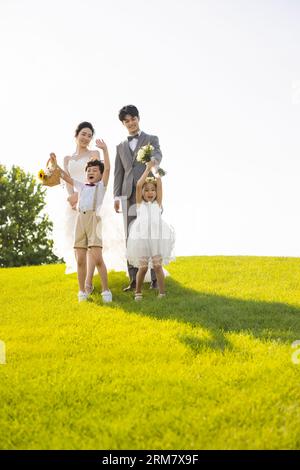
[{"xmin": 128, "ymin": 130, "xmax": 141, "ymax": 152}]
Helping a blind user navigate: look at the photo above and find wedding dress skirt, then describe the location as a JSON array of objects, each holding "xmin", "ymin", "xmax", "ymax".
[{"xmin": 127, "ymin": 201, "xmax": 175, "ymax": 269}]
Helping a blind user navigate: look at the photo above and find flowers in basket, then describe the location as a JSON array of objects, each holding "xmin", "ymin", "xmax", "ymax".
[
  {"xmin": 136, "ymin": 143, "xmax": 166, "ymax": 177},
  {"xmin": 38, "ymin": 153, "xmax": 61, "ymax": 186}
]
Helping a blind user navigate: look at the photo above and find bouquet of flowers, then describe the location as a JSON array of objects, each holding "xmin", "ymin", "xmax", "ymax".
[
  {"xmin": 136, "ymin": 143, "xmax": 166, "ymax": 177},
  {"xmin": 38, "ymin": 153, "xmax": 61, "ymax": 186}
]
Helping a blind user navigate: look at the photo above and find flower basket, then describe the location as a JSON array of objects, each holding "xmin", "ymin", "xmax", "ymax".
[{"xmin": 38, "ymin": 154, "xmax": 61, "ymax": 186}]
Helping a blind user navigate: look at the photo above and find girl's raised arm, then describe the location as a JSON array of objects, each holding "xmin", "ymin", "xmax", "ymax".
[
  {"xmin": 155, "ymin": 175, "xmax": 162, "ymax": 207},
  {"xmin": 136, "ymin": 161, "xmax": 155, "ymax": 204}
]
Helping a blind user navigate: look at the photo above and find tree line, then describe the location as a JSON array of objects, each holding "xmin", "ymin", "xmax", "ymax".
[{"xmin": 0, "ymin": 164, "xmax": 61, "ymax": 267}]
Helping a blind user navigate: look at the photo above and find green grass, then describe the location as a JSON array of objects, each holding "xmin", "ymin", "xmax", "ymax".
[{"xmin": 1, "ymin": 256, "xmax": 300, "ymax": 449}]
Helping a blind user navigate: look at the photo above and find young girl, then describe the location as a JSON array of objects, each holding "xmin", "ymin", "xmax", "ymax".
[{"xmin": 126, "ymin": 161, "xmax": 175, "ymax": 300}]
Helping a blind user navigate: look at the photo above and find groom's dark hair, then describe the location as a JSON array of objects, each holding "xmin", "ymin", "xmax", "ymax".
[
  {"xmin": 118, "ymin": 105, "xmax": 139, "ymax": 122},
  {"xmin": 85, "ymin": 159, "xmax": 104, "ymax": 173}
]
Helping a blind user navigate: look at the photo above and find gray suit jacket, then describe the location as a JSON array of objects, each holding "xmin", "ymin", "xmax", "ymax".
[{"xmin": 113, "ymin": 131, "xmax": 162, "ymax": 199}]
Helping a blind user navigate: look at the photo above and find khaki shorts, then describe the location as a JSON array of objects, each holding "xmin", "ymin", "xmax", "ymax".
[{"xmin": 74, "ymin": 211, "xmax": 103, "ymax": 249}]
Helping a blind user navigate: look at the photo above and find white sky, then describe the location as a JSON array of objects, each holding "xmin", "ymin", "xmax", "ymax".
[{"xmin": 1, "ymin": 0, "xmax": 300, "ymax": 256}]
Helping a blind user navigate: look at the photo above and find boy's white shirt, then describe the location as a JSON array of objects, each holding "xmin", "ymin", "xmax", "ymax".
[{"xmin": 73, "ymin": 180, "xmax": 106, "ymax": 213}]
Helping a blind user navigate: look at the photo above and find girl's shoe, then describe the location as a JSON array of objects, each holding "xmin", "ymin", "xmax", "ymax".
[
  {"xmin": 78, "ymin": 291, "xmax": 88, "ymax": 302},
  {"xmin": 158, "ymin": 293, "xmax": 166, "ymax": 298},
  {"xmin": 101, "ymin": 290, "xmax": 112, "ymax": 303},
  {"xmin": 85, "ymin": 284, "xmax": 94, "ymax": 295},
  {"xmin": 134, "ymin": 292, "xmax": 143, "ymax": 301}
]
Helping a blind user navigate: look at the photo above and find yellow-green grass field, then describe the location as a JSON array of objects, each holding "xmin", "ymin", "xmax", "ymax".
[{"xmin": 1, "ymin": 256, "xmax": 300, "ymax": 450}]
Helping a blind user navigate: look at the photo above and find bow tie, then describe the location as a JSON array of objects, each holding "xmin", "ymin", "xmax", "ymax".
[
  {"xmin": 127, "ymin": 134, "xmax": 139, "ymax": 141},
  {"xmin": 85, "ymin": 183, "xmax": 96, "ymax": 186}
]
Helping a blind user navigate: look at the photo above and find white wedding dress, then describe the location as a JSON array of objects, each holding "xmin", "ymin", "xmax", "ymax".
[{"xmin": 47, "ymin": 153, "xmax": 127, "ymax": 274}]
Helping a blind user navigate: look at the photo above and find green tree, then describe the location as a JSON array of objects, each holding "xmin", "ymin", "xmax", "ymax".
[{"xmin": 0, "ymin": 164, "xmax": 61, "ymax": 267}]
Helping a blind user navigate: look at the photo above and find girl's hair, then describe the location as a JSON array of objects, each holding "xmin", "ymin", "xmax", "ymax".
[
  {"xmin": 142, "ymin": 177, "xmax": 157, "ymax": 201},
  {"xmin": 144, "ymin": 176, "xmax": 157, "ymax": 187},
  {"xmin": 75, "ymin": 121, "xmax": 95, "ymax": 137}
]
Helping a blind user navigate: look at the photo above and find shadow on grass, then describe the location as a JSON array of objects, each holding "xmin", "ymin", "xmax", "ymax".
[{"xmin": 90, "ymin": 271, "xmax": 300, "ymax": 354}]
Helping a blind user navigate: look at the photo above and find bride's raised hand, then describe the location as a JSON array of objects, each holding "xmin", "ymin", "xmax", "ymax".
[{"xmin": 95, "ymin": 138, "xmax": 107, "ymax": 152}]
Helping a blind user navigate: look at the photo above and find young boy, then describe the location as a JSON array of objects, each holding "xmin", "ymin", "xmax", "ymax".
[{"xmin": 50, "ymin": 139, "xmax": 112, "ymax": 303}]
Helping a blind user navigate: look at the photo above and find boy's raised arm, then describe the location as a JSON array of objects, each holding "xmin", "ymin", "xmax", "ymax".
[{"xmin": 95, "ymin": 139, "xmax": 110, "ymax": 187}]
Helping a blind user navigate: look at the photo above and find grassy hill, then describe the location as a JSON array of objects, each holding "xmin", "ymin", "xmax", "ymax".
[{"xmin": 1, "ymin": 256, "xmax": 300, "ymax": 449}]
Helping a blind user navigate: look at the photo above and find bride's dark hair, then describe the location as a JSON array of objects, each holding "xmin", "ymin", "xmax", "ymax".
[{"xmin": 75, "ymin": 121, "xmax": 95, "ymax": 137}]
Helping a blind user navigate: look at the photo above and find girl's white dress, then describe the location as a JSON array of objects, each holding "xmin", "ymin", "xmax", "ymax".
[
  {"xmin": 127, "ymin": 201, "xmax": 175, "ymax": 268},
  {"xmin": 48, "ymin": 153, "xmax": 127, "ymax": 274}
]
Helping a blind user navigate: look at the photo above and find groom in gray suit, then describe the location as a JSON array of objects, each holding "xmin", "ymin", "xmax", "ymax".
[{"xmin": 114, "ymin": 105, "xmax": 162, "ymax": 291}]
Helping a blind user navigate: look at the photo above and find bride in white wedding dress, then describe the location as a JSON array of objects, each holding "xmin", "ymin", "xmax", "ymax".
[{"xmin": 50, "ymin": 122, "xmax": 127, "ymax": 288}]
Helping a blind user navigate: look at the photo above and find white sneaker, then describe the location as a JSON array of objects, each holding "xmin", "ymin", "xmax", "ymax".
[
  {"xmin": 78, "ymin": 291, "xmax": 88, "ymax": 302},
  {"xmin": 101, "ymin": 290, "xmax": 112, "ymax": 303},
  {"xmin": 158, "ymin": 293, "xmax": 166, "ymax": 298}
]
